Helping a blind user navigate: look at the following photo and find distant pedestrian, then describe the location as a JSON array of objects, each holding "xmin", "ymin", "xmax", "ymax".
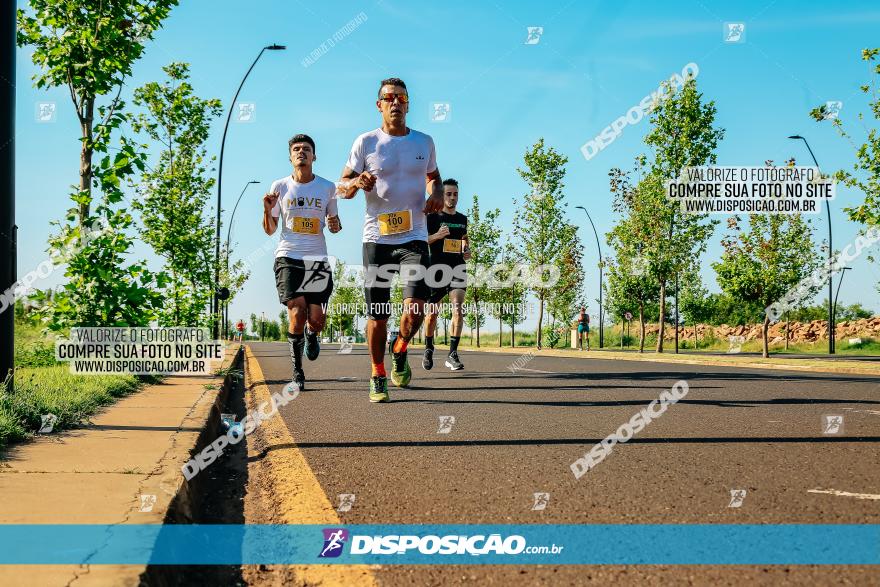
[{"xmin": 577, "ymin": 307, "xmax": 590, "ymax": 351}]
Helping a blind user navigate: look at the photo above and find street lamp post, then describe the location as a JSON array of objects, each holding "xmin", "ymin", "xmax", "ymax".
[
  {"xmin": 834, "ymin": 267, "xmax": 851, "ymax": 333},
  {"xmin": 213, "ymin": 44, "xmax": 285, "ymax": 339},
  {"xmin": 223, "ymin": 180, "xmax": 260, "ymax": 338},
  {"xmin": 575, "ymin": 206, "xmax": 604, "ymax": 348},
  {"xmin": 788, "ymin": 135, "xmax": 834, "ymax": 354}
]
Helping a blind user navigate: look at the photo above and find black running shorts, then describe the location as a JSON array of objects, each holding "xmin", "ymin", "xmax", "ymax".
[
  {"xmin": 274, "ymin": 257, "xmax": 334, "ymax": 306},
  {"xmin": 362, "ymin": 240, "xmax": 430, "ymax": 319}
]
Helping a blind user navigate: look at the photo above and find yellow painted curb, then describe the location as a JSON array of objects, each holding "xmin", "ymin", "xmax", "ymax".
[{"xmin": 243, "ymin": 345, "xmax": 378, "ymax": 587}]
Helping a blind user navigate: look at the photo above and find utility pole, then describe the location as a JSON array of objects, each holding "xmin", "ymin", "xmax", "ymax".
[{"xmin": 1, "ymin": 1, "xmax": 16, "ymax": 386}]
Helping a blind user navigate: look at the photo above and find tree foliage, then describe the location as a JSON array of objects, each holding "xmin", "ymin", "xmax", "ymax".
[
  {"xmin": 464, "ymin": 195, "xmax": 502, "ymax": 347},
  {"xmin": 512, "ymin": 138, "xmax": 571, "ymax": 348},
  {"xmin": 131, "ymin": 62, "xmax": 224, "ymax": 326},
  {"xmin": 713, "ymin": 214, "xmax": 820, "ymax": 357}
]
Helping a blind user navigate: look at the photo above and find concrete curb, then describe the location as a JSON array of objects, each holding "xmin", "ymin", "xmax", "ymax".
[{"xmin": 154, "ymin": 346, "xmax": 245, "ymax": 525}]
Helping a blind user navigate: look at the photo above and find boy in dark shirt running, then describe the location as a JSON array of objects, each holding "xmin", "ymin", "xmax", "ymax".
[{"xmin": 423, "ymin": 178, "xmax": 470, "ymax": 371}]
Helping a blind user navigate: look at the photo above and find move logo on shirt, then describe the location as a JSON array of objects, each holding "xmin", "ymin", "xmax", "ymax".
[{"xmin": 285, "ymin": 195, "xmax": 324, "ymax": 211}]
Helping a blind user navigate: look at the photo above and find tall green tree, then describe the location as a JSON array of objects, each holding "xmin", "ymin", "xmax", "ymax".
[
  {"xmin": 488, "ymin": 244, "xmax": 528, "ymax": 347},
  {"xmin": 131, "ymin": 62, "xmax": 224, "ymax": 326},
  {"xmin": 19, "ymin": 0, "xmax": 177, "ymax": 330},
  {"xmin": 18, "ymin": 0, "xmax": 178, "ymax": 228},
  {"xmin": 388, "ymin": 275, "xmax": 404, "ymax": 331},
  {"xmin": 29, "ymin": 108, "xmax": 165, "ymax": 330},
  {"xmin": 547, "ymin": 223, "xmax": 585, "ymax": 328},
  {"xmin": 604, "ymin": 256, "xmax": 659, "ymax": 353},
  {"xmin": 513, "ymin": 139, "xmax": 570, "ymax": 349},
  {"xmin": 811, "ymin": 48, "xmax": 880, "ymax": 280},
  {"xmin": 678, "ymin": 262, "xmax": 712, "ymax": 347},
  {"xmin": 250, "ymin": 312, "xmax": 259, "ymax": 338},
  {"xmin": 607, "ymin": 163, "xmax": 662, "ymax": 351},
  {"xmin": 326, "ymin": 259, "xmax": 363, "ymax": 338},
  {"xmin": 464, "ymin": 195, "xmax": 502, "ymax": 348},
  {"xmin": 278, "ymin": 309, "xmax": 289, "ymax": 336},
  {"xmin": 713, "ymin": 215, "xmax": 820, "ymax": 357},
  {"xmin": 643, "ymin": 76, "xmax": 724, "ymax": 351}
]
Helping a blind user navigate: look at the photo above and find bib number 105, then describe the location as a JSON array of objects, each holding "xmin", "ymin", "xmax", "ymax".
[{"xmin": 290, "ymin": 216, "xmax": 319, "ymax": 235}]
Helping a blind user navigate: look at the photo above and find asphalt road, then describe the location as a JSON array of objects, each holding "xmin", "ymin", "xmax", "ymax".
[{"xmin": 249, "ymin": 342, "xmax": 880, "ymax": 585}]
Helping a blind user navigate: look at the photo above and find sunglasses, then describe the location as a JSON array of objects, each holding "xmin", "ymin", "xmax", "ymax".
[{"xmin": 379, "ymin": 93, "xmax": 409, "ymax": 104}]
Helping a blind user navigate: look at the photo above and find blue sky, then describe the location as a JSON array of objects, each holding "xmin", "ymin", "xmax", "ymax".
[{"xmin": 14, "ymin": 0, "xmax": 880, "ymax": 330}]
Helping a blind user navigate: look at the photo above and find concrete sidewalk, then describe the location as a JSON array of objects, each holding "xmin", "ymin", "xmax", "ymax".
[{"xmin": 0, "ymin": 347, "xmax": 240, "ymax": 587}]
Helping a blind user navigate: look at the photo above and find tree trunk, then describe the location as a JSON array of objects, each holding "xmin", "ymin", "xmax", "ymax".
[
  {"xmin": 78, "ymin": 99, "xmax": 95, "ymax": 227},
  {"xmin": 762, "ymin": 314, "xmax": 770, "ymax": 358},
  {"xmin": 638, "ymin": 303, "xmax": 646, "ymax": 353},
  {"xmin": 475, "ymin": 300, "xmax": 481, "ymax": 348},
  {"xmin": 536, "ymin": 293, "xmax": 545, "ymax": 348},
  {"xmin": 784, "ymin": 313, "xmax": 789, "ymax": 351},
  {"xmin": 656, "ymin": 280, "xmax": 666, "ymax": 353}
]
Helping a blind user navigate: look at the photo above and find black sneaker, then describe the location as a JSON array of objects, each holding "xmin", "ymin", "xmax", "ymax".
[
  {"xmin": 445, "ymin": 351, "xmax": 464, "ymax": 371},
  {"xmin": 304, "ymin": 327, "xmax": 320, "ymax": 361},
  {"xmin": 293, "ymin": 368, "xmax": 305, "ymax": 391},
  {"xmin": 422, "ymin": 347, "xmax": 434, "ymax": 370}
]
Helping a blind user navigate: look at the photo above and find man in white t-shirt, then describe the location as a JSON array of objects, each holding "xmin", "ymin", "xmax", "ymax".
[
  {"xmin": 337, "ymin": 77, "xmax": 444, "ymax": 403},
  {"xmin": 263, "ymin": 134, "xmax": 341, "ymax": 390}
]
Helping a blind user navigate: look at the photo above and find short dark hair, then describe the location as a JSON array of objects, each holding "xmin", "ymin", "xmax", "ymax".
[
  {"xmin": 442, "ymin": 178, "xmax": 458, "ymax": 188},
  {"xmin": 288, "ymin": 134, "xmax": 315, "ymax": 154},
  {"xmin": 378, "ymin": 77, "xmax": 407, "ymax": 98}
]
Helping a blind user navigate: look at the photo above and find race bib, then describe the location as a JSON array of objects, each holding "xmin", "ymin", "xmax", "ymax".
[
  {"xmin": 442, "ymin": 238, "xmax": 463, "ymax": 254},
  {"xmin": 378, "ymin": 210, "xmax": 413, "ymax": 235},
  {"xmin": 289, "ymin": 216, "xmax": 320, "ymax": 235}
]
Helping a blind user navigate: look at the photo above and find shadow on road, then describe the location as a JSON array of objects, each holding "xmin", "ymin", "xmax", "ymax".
[{"xmin": 391, "ymin": 396, "xmax": 880, "ymax": 409}]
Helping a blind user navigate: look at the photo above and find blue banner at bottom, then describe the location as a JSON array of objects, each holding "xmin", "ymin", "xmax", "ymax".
[{"xmin": 0, "ymin": 525, "xmax": 877, "ymax": 565}]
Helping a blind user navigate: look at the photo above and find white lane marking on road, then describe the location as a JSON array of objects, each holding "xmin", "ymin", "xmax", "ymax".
[
  {"xmin": 337, "ymin": 376, "xmax": 357, "ymax": 381},
  {"xmin": 807, "ymin": 488, "xmax": 880, "ymax": 501},
  {"xmin": 841, "ymin": 408, "xmax": 880, "ymax": 416},
  {"xmin": 513, "ymin": 367, "xmax": 558, "ymax": 374}
]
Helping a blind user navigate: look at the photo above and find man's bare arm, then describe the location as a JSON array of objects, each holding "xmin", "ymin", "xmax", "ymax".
[
  {"xmin": 427, "ymin": 224, "xmax": 450, "ymax": 244},
  {"xmin": 337, "ymin": 166, "xmax": 376, "ymax": 199},
  {"xmin": 423, "ymin": 168, "xmax": 443, "ymax": 213},
  {"xmin": 263, "ymin": 192, "xmax": 279, "ymax": 235}
]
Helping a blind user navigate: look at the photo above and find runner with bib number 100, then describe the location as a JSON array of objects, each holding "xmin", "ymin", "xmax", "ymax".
[{"xmin": 337, "ymin": 77, "xmax": 444, "ymax": 403}]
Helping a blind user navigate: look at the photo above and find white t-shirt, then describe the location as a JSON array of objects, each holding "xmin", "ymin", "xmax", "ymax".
[
  {"xmin": 269, "ymin": 174, "xmax": 338, "ymax": 260},
  {"xmin": 346, "ymin": 127, "xmax": 437, "ymax": 244}
]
